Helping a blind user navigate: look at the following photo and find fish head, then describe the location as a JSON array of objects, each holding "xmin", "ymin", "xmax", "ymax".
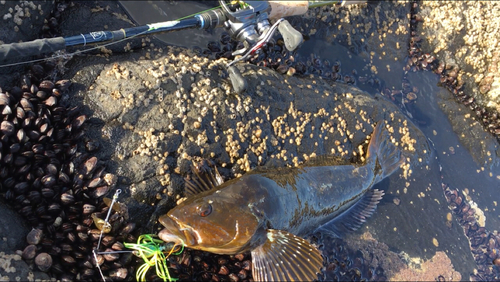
[{"xmin": 159, "ymin": 192, "xmax": 262, "ymax": 254}]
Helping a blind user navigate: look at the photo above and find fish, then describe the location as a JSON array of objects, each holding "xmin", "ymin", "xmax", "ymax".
[{"xmin": 158, "ymin": 122, "xmax": 404, "ymax": 281}]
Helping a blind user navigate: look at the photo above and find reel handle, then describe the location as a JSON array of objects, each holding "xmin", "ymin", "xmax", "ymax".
[
  {"xmin": 278, "ymin": 20, "xmax": 303, "ymax": 51},
  {"xmin": 227, "ymin": 65, "xmax": 248, "ymax": 94}
]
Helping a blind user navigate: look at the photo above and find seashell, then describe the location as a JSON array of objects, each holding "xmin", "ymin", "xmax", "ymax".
[
  {"xmin": 92, "ymin": 186, "xmax": 110, "ymax": 198},
  {"xmin": 60, "ymin": 243, "xmax": 73, "ymax": 252},
  {"xmin": 119, "ymin": 222, "xmax": 136, "ymax": 236},
  {"xmin": 87, "ymin": 177, "xmax": 102, "ymax": 188},
  {"xmin": 44, "ymin": 96, "xmax": 57, "ymax": 107},
  {"xmin": 14, "ymin": 182, "xmax": 29, "ymax": 194},
  {"xmin": 35, "ymin": 253, "xmax": 52, "ymax": 272},
  {"xmin": 102, "ymin": 235, "xmax": 116, "ymax": 246},
  {"xmin": 20, "ymin": 97, "xmax": 34, "ymax": 111},
  {"xmin": 81, "ymin": 268, "xmax": 95, "ymax": 279},
  {"xmin": 82, "ymin": 156, "xmax": 98, "ymax": 176},
  {"xmin": 103, "ymin": 248, "xmax": 120, "ymax": 262},
  {"xmin": 2, "ymin": 105, "xmax": 12, "ymax": 115},
  {"xmin": 1, "ymin": 121, "xmax": 15, "ymax": 136},
  {"xmin": 0, "ymin": 93, "xmax": 9, "ymax": 105},
  {"xmin": 35, "ymin": 90, "xmax": 48, "ymax": 100},
  {"xmin": 50, "ymin": 263, "xmax": 64, "ymax": 274},
  {"xmin": 22, "ymin": 244, "xmax": 37, "ymax": 260},
  {"xmin": 59, "ymin": 190, "xmax": 74, "ymax": 203},
  {"xmin": 39, "ymin": 80, "xmax": 54, "ymax": 92},
  {"xmin": 85, "ymin": 140, "xmax": 100, "ymax": 152},
  {"xmin": 77, "ymin": 232, "xmax": 88, "ymax": 242},
  {"xmin": 109, "ymin": 268, "xmax": 128, "ymax": 280},
  {"xmin": 48, "ymin": 245, "xmax": 61, "ymax": 256},
  {"xmin": 93, "ymin": 254, "xmax": 105, "ymax": 266},
  {"xmin": 61, "ymin": 255, "xmax": 76, "ymax": 265},
  {"xmin": 72, "ymin": 114, "xmax": 87, "ymax": 130},
  {"xmin": 88, "ymin": 229, "xmax": 102, "ymax": 241},
  {"xmin": 111, "ymin": 241, "xmax": 125, "ymax": 251},
  {"xmin": 16, "ymin": 128, "xmax": 26, "ymax": 142},
  {"xmin": 83, "ymin": 204, "xmax": 96, "ymax": 214},
  {"xmin": 52, "ymin": 88, "xmax": 62, "ymax": 98},
  {"xmin": 55, "ymin": 79, "xmax": 71, "ymax": 91},
  {"xmin": 27, "ymin": 228, "xmax": 43, "ymax": 245}
]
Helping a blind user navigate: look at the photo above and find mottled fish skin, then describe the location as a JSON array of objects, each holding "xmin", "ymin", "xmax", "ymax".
[{"xmin": 159, "ymin": 122, "xmax": 403, "ymax": 281}]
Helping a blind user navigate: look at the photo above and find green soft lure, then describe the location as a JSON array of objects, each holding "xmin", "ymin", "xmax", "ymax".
[{"xmin": 124, "ymin": 234, "xmax": 184, "ymax": 282}]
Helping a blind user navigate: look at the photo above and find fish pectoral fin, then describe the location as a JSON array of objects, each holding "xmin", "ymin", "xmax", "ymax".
[
  {"xmin": 251, "ymin": 229, "xmax": 323, "ymax": 282},
  {"xmin": 315, "ymin": 188, "xmax": 384, "ymax": 237},
  {"xmin": 185, "ymin": 160, "xmax": 224, "ymax": 196}
]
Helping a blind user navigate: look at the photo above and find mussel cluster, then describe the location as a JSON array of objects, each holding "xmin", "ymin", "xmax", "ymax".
[
  {"xmin": 198, "ymin": 31, "xmax": 366, "ymax": 89},
  {"xmin": 406, "ymin": 1, "xmax": 500, "ymax": 139},
  {"xmin": 0, "ymin": 64, "xmax": 136, "ymax": 281},
  {"xmin": 442, "ymin": 183, "xmax": 500, "ymax": 280},
  {"xmin": 167, "ymin": 250, "xmax": 252, "ymax": 282},
  {"xmin": 317, "ymin": 236, "xmax": 384, "ymax": 282}
]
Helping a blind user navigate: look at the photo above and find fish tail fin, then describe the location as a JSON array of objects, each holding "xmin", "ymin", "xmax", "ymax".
[{"xmin": 366, "ymin": 122, "xmax": 404, "ymax": 182}]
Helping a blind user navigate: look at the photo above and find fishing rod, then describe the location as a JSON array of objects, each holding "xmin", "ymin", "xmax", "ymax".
[{"xmin": 0, "ymin": 0, "xmax": 366, "ymax": 93}]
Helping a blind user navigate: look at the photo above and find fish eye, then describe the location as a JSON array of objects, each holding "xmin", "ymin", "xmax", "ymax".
[{"xmin": 197, "ymin": 203, "xmax": 212, "ymax": 217}]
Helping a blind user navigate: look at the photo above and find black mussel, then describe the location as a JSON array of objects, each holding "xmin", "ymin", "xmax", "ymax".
[
  {"xmin": 109, "ymin": 268, "xmax": 128, "ymax": 280},
  {"xmin": 41, "ymin": 175, "xmax": 57, "ymax": 187},
  {"xmin": 77, "ymin": 232, "xmax": 88, "ymax": 242},
  {"xmin": 92, "ymin": 186, "xmax": 110, "ymax": 198},
  {"xmin": 45, "ymin": 164, "xmax": 58, "ymax": 175},
  {"xmin": 48, "ymin": 245, "xmax": 61, "ymax": 256},
  {"xmin": 58, "ymin": 172, "xmax": 70, "ymax": 184},
  {"xmin": 14, "ymin": 182, "xmax": 29, "ymax": 194},
  {"xmin": 103, "ymin": 248, "xmax": 120, "ymax": 262},
  {"xmin": 87, "ymin": 177, "xmax": 102, "ymax": 188},
  {"xmin": 47, "ymin": 203, "xmax": 61, "ymax": 214},
  {"xmin": 60, "ymin": 192, "xmax": 75, "ymax": 205},
  {"xmin": 27, "ymin": 190, "xmax": 41, "ymax": 203},
  {"xmin": 39, "ymin": 80, "xmax": 54, "ymax": 92},
  {"xmin": 81, "ymin": 156, "xmax": 98, "ymax": 176},
  {"xmin": 1, "ymin": 120, "xmax": 15, "ymax": 136},
  {"xmin": 41, "ymin": 188, "xmax": 54, "ymax": 199},
  {"xmin": 102, "ymin": 235, "xmax": 116, "ymax": 247},
  {"xmin": 72, "ymin": 115, "xmax": 87, "ymax": 129},
  {"xmin": 3, "ymin": 177, "xmax": 15, "ymax": 189}
]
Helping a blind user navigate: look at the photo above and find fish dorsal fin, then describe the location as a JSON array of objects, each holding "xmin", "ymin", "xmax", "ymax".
[
  {"xmin": 315, "ymin": 188, "xmax": 384, "ymax": 237},
  {"xmin": 184, "ymin": 162, "xmax": 224, "ymax": 196},
  {"xmin": 251, "ymin": 229, "xmax": 323, "ymax": 282}
]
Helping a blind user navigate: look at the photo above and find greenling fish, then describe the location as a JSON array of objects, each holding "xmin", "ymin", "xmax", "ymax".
[{"xmin": 159, "ymin": 122, "xmax": 403, "ymax": 281}]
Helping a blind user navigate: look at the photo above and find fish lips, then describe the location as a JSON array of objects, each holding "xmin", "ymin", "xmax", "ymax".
[{"xmin": 158, "ymin": 214, "xmax": 197, "ymax": 246}]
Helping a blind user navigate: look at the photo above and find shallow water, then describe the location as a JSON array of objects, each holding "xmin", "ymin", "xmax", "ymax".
[{"xmin": 121, "ymin": 1, "xmax": 500, "ymax": 280}]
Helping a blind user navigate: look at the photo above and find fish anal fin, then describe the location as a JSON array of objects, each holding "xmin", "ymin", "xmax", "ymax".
[
  {"xmin": 184, "ymin": 160, "xmax": 224, "ymax": 197},
  {"xmin": 251, "ymin": 229, "xmax": 323, "ymax": 282},
  {"xmin": 315, "ymin": 189, "xmax": 384, "ymax": 237}
]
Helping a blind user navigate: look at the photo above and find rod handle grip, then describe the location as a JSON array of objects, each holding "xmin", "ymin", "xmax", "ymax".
[
  {"xmin": 268, "ymin": 1, "xmax": 309, "ymax": 19},
  {"xmin": 228, "ymin": 65, "xmax": 247, "ymax": 94}
]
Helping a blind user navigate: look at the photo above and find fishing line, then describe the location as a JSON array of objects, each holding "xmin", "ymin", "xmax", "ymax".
[{"xmin": 0, "ymin": 5, "xmax": 223, "ymax": 69}]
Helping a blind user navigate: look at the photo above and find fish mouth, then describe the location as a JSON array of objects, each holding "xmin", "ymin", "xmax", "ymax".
[{"xmin": 158, "ymin": 214, "xmax": 197, "ymax": 246}]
